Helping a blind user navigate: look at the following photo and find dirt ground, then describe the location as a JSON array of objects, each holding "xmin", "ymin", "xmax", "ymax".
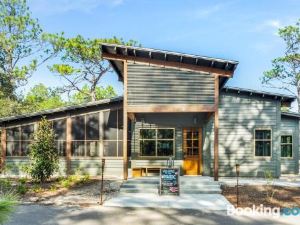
[
  {"xmin": 21, "ymin": 178, "xmax": 123, "ymax": 206},
  {"xmin": 222, "ymin": 185, "xmax": 300, "ymax": 208}
]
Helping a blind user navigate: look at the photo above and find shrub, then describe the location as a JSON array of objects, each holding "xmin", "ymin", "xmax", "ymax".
[
  {"xmin": 0, "ymin": 193, "xmax": 18, "ymax": 224},
  {"xmin": 28, "ymin": 117, "xmax": 59, "ymax": 184},
  {"xmin": 264, "ymin": 170, "xmax": 277, "ymax": 201},
  {"xmin": 0, "ymin": 179, "xmax": 12, "ymax": 192}
]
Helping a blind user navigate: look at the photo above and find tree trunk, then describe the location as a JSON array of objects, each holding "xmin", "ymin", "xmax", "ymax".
[{"xmin": 91, "ymin": 90, "xmax": 96, "ymax": 102}]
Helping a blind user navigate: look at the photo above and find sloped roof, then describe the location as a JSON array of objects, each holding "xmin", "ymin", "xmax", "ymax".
[
  {"xmin": 223, "ymin": 86, "xmax": 296, "ymax": 103},
  {"xmin": 0, "ymin": 96, "xmax": 123, "ymax": 125}
]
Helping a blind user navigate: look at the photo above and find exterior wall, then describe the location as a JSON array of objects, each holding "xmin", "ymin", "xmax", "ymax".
[
  {"xmin": 70, "ymin": 159, "xmax": 123, "ymax": 177},
  {"xmin": 216, "ymin": 92, "xmax": 282, "ymax": 177},
  {"xmin": 280, "ymin": 117, "xmax": 299, "ymax": 174},
  {"xmin": 127, "ymin": 63, "xmax": 215, "ymax": 106},
  {"xmin": 203, "ymin": 116, "xmax": 213, "ymax": 176}
]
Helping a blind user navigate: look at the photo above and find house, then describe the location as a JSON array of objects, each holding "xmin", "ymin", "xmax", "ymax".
[{"xmin": 0, "ymin": 44, "xmax": 299, "ymax": 180}]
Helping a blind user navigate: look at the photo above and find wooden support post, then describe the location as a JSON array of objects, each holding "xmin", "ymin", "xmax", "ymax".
[
  {"xmin": 1, "ymin": 128, "xmax": 7, "ymax": 169},
  {"xmin": 66, "ymin": 116, "xmax": 72, "ymax": 175},
  {"xmin": 214, "ymin": 75, "xmax": 219, "ymax": 181},
  {"xmin": 123, "ymin": 61, "xmax": 128, "ymax": 180}
]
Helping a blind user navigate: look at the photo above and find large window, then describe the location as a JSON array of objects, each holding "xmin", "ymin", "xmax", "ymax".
[
  {"xmin": 6, "ymin": 124, "xmax": 34, "ymax": 156},
  {"xmin": 52, "ymin": 119, "xmax": 66, "ymax": 156},
  {"xmin": 281, "ymin": 135, "xmax": 293, "ymax": 158},
  {"xmin": 71, "ymin": 112, "xmax": 100, "ymax": 157},
  {"xmin": 254, "ymin": 129, "xmax": 271, "ymax": 157},
  {"xmin": 139, "ymin": 128, "xmax": 174, "ymax": 157}
]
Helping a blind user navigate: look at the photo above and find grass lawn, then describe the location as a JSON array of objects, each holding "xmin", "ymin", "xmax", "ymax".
[{"xmin": 222, "ymin": 185, "xmax": 300, "ymax": 208}]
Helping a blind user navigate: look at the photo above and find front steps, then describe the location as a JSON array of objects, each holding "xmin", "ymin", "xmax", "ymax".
[{"xmin": 120, "ymin": 176, "xmax": 221, "ymax": 194}]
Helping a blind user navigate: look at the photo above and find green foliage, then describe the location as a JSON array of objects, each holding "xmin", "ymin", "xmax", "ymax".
[
  {"xmin": 262, "ymin": 19, "xmax": 300, "ymax": 111},
  {"xmin": 0, "ymin": 0, "xmax": 45, "ymax": 99},
  {"xmin": 28, "ymin": 117, "xmax": 59, "ymax": 183},
  {"xmin": 44, "ymin": 34, "xmax": 138, "ymax": 101},
  {"xmin": 71, "ymin": 84, "xmax": 116, "ymax": 103},
  {"xmin": 0, "ymin": 179, "xmax": 12, "ymax": 192},
  {"xmin": 22, "ymin": 83, "xmax": 65, "ymax": 113},
  {"xmin": 0, "ymin": 193, "xmax": 18, "ymax": 225},
  {"xmin": 16, "ymin": 181, "xmax": 27, "ymax": 195},
  {"xmin": 264, "ymin": 170, "xmax": 277, "ymax": 201},
  {"xmin": 0, "ymin": 98, "xmax": 23, "ymax": 117}
]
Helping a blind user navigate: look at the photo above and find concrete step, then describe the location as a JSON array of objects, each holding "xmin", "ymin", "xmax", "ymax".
[
  {"xmin": 180, "ymin": 188, "xmax": 221, "ymax": 194},
  {"xmin": 120, "ymin": 187, "xmax": 159, "ymax": 194},
  {"xmin": 122, "ymin": 183, "xmax": 220, "ymax": 189},
  {"xmin": 121, "ymin": 183, "xmax": 159, "ymax": 189}
]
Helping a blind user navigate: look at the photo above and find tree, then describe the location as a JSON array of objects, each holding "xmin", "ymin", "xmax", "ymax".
[
  {"xmin": 262, "ymin": 19, "xmax": 300, "ymax": 111},
  {"xmin": 0, "ymin": 0, "xmax": 50, "ymax": 99},
  {"xmin": 71, "ymin": 84, "xmax": 116, "ymax": 104},
  {"xmin": 28, "ymin": 118, "xmax": 59, "ymax": 183},
  {"xmin": 22, "ymin": 83, "xmax": 65, "ymax": 112},
  {"xmin": 45, "ymin": 34, "xmax": 139, "ymax": 102}
]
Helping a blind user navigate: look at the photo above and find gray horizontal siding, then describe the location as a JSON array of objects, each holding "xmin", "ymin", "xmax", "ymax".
[
  {"xmin": 70, "ymin": 159, "xmax": 123, "ymax": 177},
  {"xmin": 280, "ymin": 117, "xmax": 299, "ymax": 174},
  {"xmin": 216, "ymin": 93, "xmax": 281, "ymax": 177},
  {"xmin": 3, "ymin": 158, "xmax": 67, "ymax": 177},
  {"xmin": 127, "ymin": 63, "xmax": 215, "ymax": 105}
]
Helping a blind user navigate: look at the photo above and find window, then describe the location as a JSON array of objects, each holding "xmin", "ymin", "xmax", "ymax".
[
  {"xmin": 6, "ymin": 124, "xmax": 34, "ymax": 156},
  {"xmin": 183, "ymin": 129, "xmax": 200, "ymax": 157},
  {"xmin": 139, "ymin": 128, "xmax": 174, "ymax": 157},
  {"xmin": 281, "ymin": 135, "xmax": 293, "ymax": 158},
  {"xmin": 254, "ymin": 129, "xmax": 271, "ymax": 157}
]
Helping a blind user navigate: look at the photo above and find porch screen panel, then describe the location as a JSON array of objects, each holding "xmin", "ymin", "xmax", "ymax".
[
  {"xmin": 6, "ymin": 124, "xmax": 34, "ymax": 156},
  {"xmin": 103, "ymin": 110, "xmax": 121, "ymax": 157},
  {"xmin": 6, "ymin": 127, "xmax": 20, "ymax": 156},
  {"xmin": 53, "ymin": 119, "xmax": 66, "ymax": 156},
  {"xmin": 71, "ymin": 113, "xmax": 100, "ymax": 157}
]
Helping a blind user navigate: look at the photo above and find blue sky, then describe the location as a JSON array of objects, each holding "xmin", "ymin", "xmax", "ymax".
[{"xmin": 26, "ymin": 0, "xmax": 300, "ymax": 99}]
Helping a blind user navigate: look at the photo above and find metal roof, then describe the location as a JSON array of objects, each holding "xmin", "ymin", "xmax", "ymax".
[
  {"xmin": 0, "ymin": 96, "xmax": 123, "ymax": 124},
  {"xmin": 101, "ymin": 43, "xmax": 239, "ymax": 80},
  {"xmin": 222, "ymin": 86, "xmax": 296, "ymax": 103}
]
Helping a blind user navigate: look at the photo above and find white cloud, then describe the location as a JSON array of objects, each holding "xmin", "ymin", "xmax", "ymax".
[{"xmin": 29, "ymin": 0, "xmax": 124, "ymax": 15}]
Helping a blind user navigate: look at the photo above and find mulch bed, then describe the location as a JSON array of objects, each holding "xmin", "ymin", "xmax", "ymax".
[{"xmin": 222, "ymin": 185, "xmax": 300, "ymax": 208}]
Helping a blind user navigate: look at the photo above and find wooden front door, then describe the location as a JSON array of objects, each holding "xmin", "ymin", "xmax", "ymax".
[{"xmin": 183, "ymin": 128, "xmax": 203, "ymax": 175}]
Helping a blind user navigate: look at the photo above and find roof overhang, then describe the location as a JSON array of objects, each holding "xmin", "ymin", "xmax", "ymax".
[
  {"xmin": 0, "ymin": 97, "xmax": 123, "ymax": 126},
  {"xmin": 222, "ymin": 86, "xmax": 296, "ymax": 104},
  {"xmin": 101, "ymin": 43, "xmax": 239, "ymax": 86},
  {"xmin": 281, "ymin": 111, "xmax": 300, "ymax": 119}
]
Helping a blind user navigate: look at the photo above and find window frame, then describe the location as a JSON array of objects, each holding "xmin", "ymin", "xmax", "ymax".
[
  {"xmin": 254, "ymin": 128, "xmax": 272, "ymax": 158},
  {"xmin": 280, "ymin": 134, "xmax": 293, "ymax": 159},
  {"xmin": 139, "ymin": 128, "xmax": 175, "ymax": 158},
  {"xmin": 6, "ymin": 123, "xmax": 35, "ymax": 157}
]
